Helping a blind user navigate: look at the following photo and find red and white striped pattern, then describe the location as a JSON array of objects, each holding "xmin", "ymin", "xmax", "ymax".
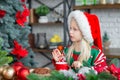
[{"xmin": 93, "ymin": 49, "xmax": 108, "ymax": 73}]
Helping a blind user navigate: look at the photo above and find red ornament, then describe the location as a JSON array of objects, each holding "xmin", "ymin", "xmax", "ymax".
[
  {"xmin": 17, "ymin": 67, "xmax": 30, "ymax": 80},
  {"xmin": 0, "ymin": 10, "xmax": 6, "ymax": 18},
  {"xmin": 12, "ymin": 62, "xmax": 23, "ymax": 73},
  {"xmin": 13, "ymin": 62, "xmax": 23, "ymax": 66}
]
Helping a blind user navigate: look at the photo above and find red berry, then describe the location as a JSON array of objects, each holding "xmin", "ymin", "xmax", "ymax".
[{"xmin": 17, "ymin": 67, "xmax": 30, "ymax": 80}]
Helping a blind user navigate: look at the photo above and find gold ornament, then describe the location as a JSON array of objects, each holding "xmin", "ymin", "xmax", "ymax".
[
  {"xmin": 0, "ymin": 66, "xmax": 4, "ymax": 74},
  {"xmin": 0, "ymin": 65, "xmax": 9, "ymax": 74},
  {"xmin": 2, "ymin": 66, "xmax": 15, "ymax": 79}
]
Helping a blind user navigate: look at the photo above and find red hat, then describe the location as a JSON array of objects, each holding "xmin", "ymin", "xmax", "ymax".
[
  {"xmin": 68, "ymin": 10, "xmax": 102, "ymax": 50},
  {"xmin": 84, "ymin": 12, "xmax": 102, "ymax": 50}
]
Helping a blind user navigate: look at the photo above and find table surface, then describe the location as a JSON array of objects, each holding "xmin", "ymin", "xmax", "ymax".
[
  {"xmin": 32, "ymin": 48, "xmax": 120, "ymax": 58},
  {"xmin": 103, "ymin": 48, "xmax": 120, "ymax": 58}
]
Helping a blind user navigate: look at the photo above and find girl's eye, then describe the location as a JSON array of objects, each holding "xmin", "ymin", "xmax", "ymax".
[
  {"xmin": 73, "ymin": 27, "xmax": 79, "ymax": 31},
  {"xmin": 70, "ymin": 26, "xmax": 79, "ymax": 31},
  {"xmin": 73, "ymin": 28, "xmax": 77, "ymax": 31},
  {"xmin": 69, "ymin": 27, "xmax": 72, "ymax": 30}
]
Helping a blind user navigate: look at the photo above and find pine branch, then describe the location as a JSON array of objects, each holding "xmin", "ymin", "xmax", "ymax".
[
  {"xmin": 27, "ymin": 73, "xmax": 41, "ymax": 80},
  {"xmin": 98, "ymin": 71, "xmax": 117, "ymax": 80},
  {"xmin": 27, "ymin": 70, "xmax": 74, "ymax": 80},
  {"xmin": 85, "ymin": 70, "xmax": 98, "ymax": 80},
  {"xmin": 85, "ymin": 70, "xmax": 117, "ymax": 80},
  {"xmin": 50, "ymin": 70, "xmax": 74, "ymax": 80},
  {"xmin": 109, "ymin": 58, "xmax": 120, "ymax": 67}
]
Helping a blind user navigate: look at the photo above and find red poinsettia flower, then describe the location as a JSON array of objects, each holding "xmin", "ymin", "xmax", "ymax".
[
  {"xmin": 0, "ymin": 10, "xmax": 6, "ymax": 18},
  {"xmin": 16, "ymin": 11, "xmax": 26, "ymax": 27},
  {"xmin": 11, "ymin": 40, "xmax": 28, "ymax": 59},
  {"xmin": 22, "ymin": 7, "xmax": 30, "ymax": 16},
  {"xmin": 16, "ymin": 4, "xmax": 30, "ymax": 27}
]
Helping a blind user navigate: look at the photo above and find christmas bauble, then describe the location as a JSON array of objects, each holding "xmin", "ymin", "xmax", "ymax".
[
  {"xmin": 13, "ymin": 62, "xmax": 23, "ymax": 66},
  {"xmin": 0, "ymin": 66, "xmax": 4, "ymax": 74},
  {"xmin": 0, "ymin": 65, "xmax": 9, "ymax": 74},
  {"xmin": 17, "ymin": 67, "xmax": 30, "ymax": 80},
  {"xmin": 13, "ymin": 64, "xmax": 22, "ymax": 73},
  {"xmin": 2, "ymin": 66, "xmax": 15, "ymax": 79},
  {"xmin": 12, "ymin": 62, "xmax": 23, "ymax": 73}
]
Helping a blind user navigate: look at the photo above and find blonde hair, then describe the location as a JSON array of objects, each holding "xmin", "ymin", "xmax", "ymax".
[{"xmin": 67, "ymin": 38, "xmax": 91, "ymax": 64}]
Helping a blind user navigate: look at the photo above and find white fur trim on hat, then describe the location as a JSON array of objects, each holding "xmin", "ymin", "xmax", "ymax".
[{"xmin": 68, "ymin": 10, "xmax": 93, "ymax": 43}]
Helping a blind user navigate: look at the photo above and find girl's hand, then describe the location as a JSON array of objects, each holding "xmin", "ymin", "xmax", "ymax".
[
  {"xmin": 52, "ymin": 49, "xmax": 64, "ymax": 62},
  {"xmin": 71, "ymin": 61, "xmax": 82, "ymax": 69}
]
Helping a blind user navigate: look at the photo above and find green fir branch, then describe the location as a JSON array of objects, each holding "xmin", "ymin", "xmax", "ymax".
[
  {"xmin": 109, "ymin": 58, "xmax": 120, "ymax": 67},
  {"xmin": 85, "ymin": 70, "xmax": 98, "ymax": 80},
  {"xmin": 98, "ymin": 71, "xmax": 117, "ymax": 80},
  {"xmin": 85, "ymin": 70, "xmax": 117, "ymax": 80},
  {"xmin": 27, "ymin": 73, "xmax": 41, "ymax": 80},
  {"xmin": 27, "ymin": 70, "xmax": 74, "ymax": 80}
]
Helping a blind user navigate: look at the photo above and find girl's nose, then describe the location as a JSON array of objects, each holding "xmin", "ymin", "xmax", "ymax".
[{"xmin": 69, "ymin": 30, "xmax": 72, "ymax": 34}]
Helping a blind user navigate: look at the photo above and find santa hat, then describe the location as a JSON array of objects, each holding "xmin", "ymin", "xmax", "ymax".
[{"xmin": 68, "ymin": 10, "xmax": 102, "ymax": 50}]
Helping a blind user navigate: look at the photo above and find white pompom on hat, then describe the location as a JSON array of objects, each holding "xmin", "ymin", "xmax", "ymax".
[{"xmin": 68, "ymin": 10, "xmax": 93, "ymax": 44}]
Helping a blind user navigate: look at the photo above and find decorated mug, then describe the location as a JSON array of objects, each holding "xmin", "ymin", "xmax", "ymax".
[{"xmin": 55, "ymin": 62, "xmax": 69, "ymax": 70}]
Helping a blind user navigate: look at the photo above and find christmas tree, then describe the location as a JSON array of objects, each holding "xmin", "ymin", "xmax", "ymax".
[
  {"xmin": 103, "ymin": 32, "xmax": 109, "ymax": 43},
  {"xmin": 0, "ymin": 0, "xmax": 36, "ymax": 67}
]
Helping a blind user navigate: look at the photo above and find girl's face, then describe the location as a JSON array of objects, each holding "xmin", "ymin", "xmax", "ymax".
[{"xmin": 69, "ymin": 18, "xmax": 83, "ymax": 42}]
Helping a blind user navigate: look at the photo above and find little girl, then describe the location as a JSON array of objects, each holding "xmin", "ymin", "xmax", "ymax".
[{"xmin": 52, "ymin": 10, "xmax": 107, "ymax": 79}]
